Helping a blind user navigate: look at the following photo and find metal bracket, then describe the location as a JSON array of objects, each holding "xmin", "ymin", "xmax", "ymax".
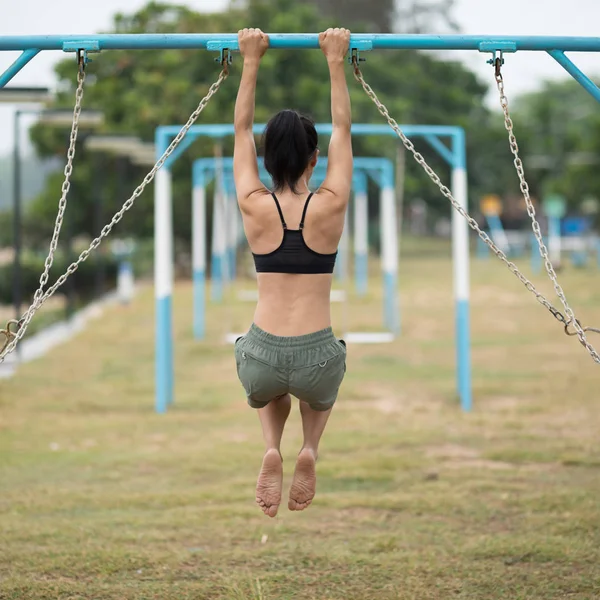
[
  {"xmin": 478, "ymin": 41, "xmax": 518, "ymax": 54},
  {"xmin": 62, "ymin": 40, "xmax": 101, "ymax": 53},
  {"xmin": 349, "ymin": 40, "xmax": 373, "ymax": 65},
  {"xmin": 62, "ymin": 41, "xmax": 101, "ymax": 68},
  {"xmin": 207, "ymin": 39, "xmax": 237, "ymax": 65}
]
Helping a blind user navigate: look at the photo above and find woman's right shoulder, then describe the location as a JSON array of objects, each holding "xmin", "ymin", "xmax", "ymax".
[{"xmin": 238, "ymin": 188, "xmax": 272, "ymax": 214}]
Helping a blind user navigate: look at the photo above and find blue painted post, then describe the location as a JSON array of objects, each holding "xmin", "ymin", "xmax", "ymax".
[
  {"xmin": 486, "ymin": 214, "xmax": 510, "ymax": 255},
  {"xmin": 210, "ymin": 182, "xmax": 224, "ymax": 303},
  {"xmin": 353, "ymin": 171, "xmax": 369, "ymax": 296},
  {"xmin": 452, "ymin": 129, "xmax": 472, "ymax": 412},
  {"xmin": 117, "ymin": 259, "xmax": 134, "ymax": 304},
  {"xmin": 477, "ymin": 235, "xmax": 490, "ymax": 260},
  {"xmin": 548, "ymin": 216, "xmax": 562, "ymax": 268},
  {"xmin": 154, "ymin": 134, "xmax": 174, "ymax": 413},
  {"xmin": 530, "ymin": 233, "xmax": 543, "ymax": 274},
  {"xmin": 380, "ymin": 163, "xmax": 400, "ymax": 335},
  {"xmin": 192, "ymin": 169, "xmax": 207, "ymax": 339}
]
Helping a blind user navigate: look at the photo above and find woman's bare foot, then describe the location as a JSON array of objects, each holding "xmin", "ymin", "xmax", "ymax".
[
  {"xmin": 256, "ymin": 448, "xmax": 283, "ymax": 518},
  {"xmin": 288, "ymin": 448, "xmax": 317, "ymax": 511}
]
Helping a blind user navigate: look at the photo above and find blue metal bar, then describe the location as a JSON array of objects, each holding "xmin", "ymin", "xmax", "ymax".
[
  {"xmin": 548, "ymin": 50, "xmax": 600, "ymax": 104},
  {"xmin": 157, "ymin": 123, "xmax": 462, "ymax": 139},
  {"xmin": 424, "ymin": 134, "xmax": 455, "ymax": 167},
  {"xmin": 2, "ymin": 34, "xmax": 600, "ymax": 52},
  {"xmin": 0, "ymin": 49, "xmax": 40, "ymax": 87}
]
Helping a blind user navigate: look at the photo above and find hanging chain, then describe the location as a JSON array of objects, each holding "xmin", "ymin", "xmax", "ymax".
[
  {"xmin": 494, "ymin": 57, "xmax": 599, "ymax": 360},
  {"xmin": 0, "ymin": 59, "xmax": 230, "ymax": 362},
  {"xmin": 0, "ymin": 51, "xmax": 87, "ymax": 361},
  {"xmin": 352, "ymin": 57, "xmax": 600, "ymax": 364}
]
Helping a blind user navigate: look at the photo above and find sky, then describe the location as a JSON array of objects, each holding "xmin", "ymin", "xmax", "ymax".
[{"xmin": 1, "ymin": 0, "xmax": 600, "ymax": 153}]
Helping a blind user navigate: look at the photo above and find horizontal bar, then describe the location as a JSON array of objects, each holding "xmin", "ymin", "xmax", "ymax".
[
  {"xmin": 1, "ymin": 34, "xmax": 600, "ymax": 52},
  {"xmin": 0, "ymin": 49, "xmax": 40, "ymax": 87},
  {"xmin": 158, "ymin": 123, "xmax": 462, "ymax": 139},
  {"xmin": 548, "ymin": 50, "xmax": 600, "ymax": 104},
  {"xmin": 192, "ymin": 156, "xmax": 389, "ymax": 187}
]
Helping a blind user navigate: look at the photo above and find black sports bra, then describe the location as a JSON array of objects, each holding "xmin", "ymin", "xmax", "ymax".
[{"xmin": 252, "ymin": 192, "xmax": 338, "ymax": 274}]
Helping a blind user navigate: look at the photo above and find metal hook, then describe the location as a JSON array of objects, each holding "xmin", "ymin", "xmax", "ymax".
[
  {"xmin": 349, "ymin": 48, "xmax": 365, "ymax": 72},
  {"xmin": 0, "ymin": 319, "xmax": 22, "ymax": 355},
  {"xmin": 486, "ymin": 51, "xmax": 504, "ymax": 79},
  {"xmin": 214, "ymin": 48, "xmax": 232, "ymax": 72},
  {"xmin": 77, "ymin": 49, "xmax": 88, "ymax": 75},
  {"xmin": 564, "ymin": 319, "xmax": 600, "ymax": 339}
]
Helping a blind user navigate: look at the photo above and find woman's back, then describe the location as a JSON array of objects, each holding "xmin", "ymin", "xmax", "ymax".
[{"xmin": 241, "ymin": 187, "xmax": 347, "ymax": 335}]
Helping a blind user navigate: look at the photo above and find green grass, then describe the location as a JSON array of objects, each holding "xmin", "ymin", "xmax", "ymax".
[{"xmin": 1, "ymin": 248, "xmax": 600, "ymax": 599}]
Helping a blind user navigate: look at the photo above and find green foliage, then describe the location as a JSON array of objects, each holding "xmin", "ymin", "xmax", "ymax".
[
  {"xmin": 512, "ymin": 78, "xmax": 600, "ymax": 211},
  {"xmin": 0, "ymin": 251, "xmax": 118, "ymax": 305}
]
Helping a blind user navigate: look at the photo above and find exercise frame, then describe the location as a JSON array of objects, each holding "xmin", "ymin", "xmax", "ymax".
[
  {"xmin": 2, "ymin": 33, "xmax": 599, "ymax": 416},
  {"xmin": 154, "ymin": 123, "xmax": 466, "ymax": 414}
]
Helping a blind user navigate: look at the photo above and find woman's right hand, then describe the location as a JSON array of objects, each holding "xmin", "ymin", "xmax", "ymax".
[
  {"xmin": 319, "ymin": 28, "xmax": 351, "ymax": 63},
  {"xmin": 238, "ymin": 28, "xmax": 269, "ymax": 62}
]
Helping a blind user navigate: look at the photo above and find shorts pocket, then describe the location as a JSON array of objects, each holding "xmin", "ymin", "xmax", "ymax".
[
  {"xmin": 291, "ymin": 351, "xmax": 346, "ymax": 409},
  {"xmin": 234, "ymin": 342, "xmax": 283, "ymax": 406}
]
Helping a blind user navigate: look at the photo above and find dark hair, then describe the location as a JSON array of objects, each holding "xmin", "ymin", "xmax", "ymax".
[{"xmin": 262, "ymin": 109, "xmax": 318, "ymax": 193}]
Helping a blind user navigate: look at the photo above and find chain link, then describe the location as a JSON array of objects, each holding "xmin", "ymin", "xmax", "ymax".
[
  {"xmin": 0, "ymin": 63, "xmax": 229, "ymax": 362},
  {"xmin": 352, "ymin": 59, "xmax": 600, "ymax": 364}
]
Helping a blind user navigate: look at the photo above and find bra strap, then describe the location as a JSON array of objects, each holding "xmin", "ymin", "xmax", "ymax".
[
  {"xmin": 271, "ymin": 193, "xmax": 287, "ymax": 229},
  {"xmin": 299, "ymin": 192, "xmax": 314, "ymax": 230}
]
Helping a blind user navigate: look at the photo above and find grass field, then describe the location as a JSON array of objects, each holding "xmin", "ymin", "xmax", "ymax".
[{"xmin": 2, "ymin": 246, "xmax": 600, "ymax": 599}]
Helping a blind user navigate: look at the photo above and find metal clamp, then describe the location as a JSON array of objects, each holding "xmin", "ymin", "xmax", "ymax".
[
  {"xmin": 215, "ymin": 48, "xmax": 233, "ymax": 67},
  {"xmin": 63, "ymin": 41, "xmax": 100, "ymax": 72},
  {"xmin": 486, "ymin": 50, "xmax": 504, "ymax": 78},
  {"xmin": 349, "ymin": 40, "xmax": 372, "ymax": 67},
  {"xmin": 207, "ymin": 40, "xmax": 237, "ymax": 66},
  {"xmin": 479, "ymin": 41, "xmax": 517, "ymax": 54}
]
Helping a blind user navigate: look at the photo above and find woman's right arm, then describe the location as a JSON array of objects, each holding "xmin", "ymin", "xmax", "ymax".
[
  {"xmin": 233, "ymin": 28, "xmax": 269, "ymax": 204},
  {"xmin": 319, "ymin": 28, "xmax": 353, "ymax": 207}
]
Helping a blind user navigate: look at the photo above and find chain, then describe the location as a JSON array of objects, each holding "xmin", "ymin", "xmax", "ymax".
[
  {"xmin": 0, "ymin": 61, "xmax": 229, "ymax": 362},
  {"xmin": 494, "ymin": 64, "xmax": 599, "ymax": 361},
  {"xmin": 352, "ymin": 58, "xmax": 600, "ymax": 364}
]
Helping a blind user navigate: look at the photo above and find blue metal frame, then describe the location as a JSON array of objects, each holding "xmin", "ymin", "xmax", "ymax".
[
  {"xmin": 191, "ymin": 156, "xmax": 395, "ymax": 320},
  {"xmin": 156, "ymin": 124, "xmax": 465, "ymax": 170},
  {"xmin": 154, "ymin": 123, "xmax": 467, "ymax": 415},
  {"xmin": 2, "ymin": 34, "xmax": 600, "ymax": 101}
]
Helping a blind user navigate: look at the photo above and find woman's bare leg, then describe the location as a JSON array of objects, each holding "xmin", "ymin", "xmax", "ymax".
[
  {"xmin": 289, "ymin": 401, "xmax": 332, "ymax": 511},
  {"xmin": 255, "ymin": 394, "xmax": 291, "ymax": 517}
]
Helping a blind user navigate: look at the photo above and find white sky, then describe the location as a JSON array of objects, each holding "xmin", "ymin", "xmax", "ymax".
[{"xmin": 1, "ymin": 0, "xmax": 600, "ymax": 153}]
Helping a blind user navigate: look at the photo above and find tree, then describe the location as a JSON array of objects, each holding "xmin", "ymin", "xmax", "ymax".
[{"xmin": 511, "ymin": 78, "xmax": 600, "ymax": 211}]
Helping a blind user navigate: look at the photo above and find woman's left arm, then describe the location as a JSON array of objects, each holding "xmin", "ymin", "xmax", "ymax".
[{"xmin": 233, "ymin": 28, "xmax": 269, "ymax": 205}]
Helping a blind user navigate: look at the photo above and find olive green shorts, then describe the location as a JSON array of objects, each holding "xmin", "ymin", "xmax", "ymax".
[{"xmin": 234, "ymin": 323, "xmax": 347, "ymax": 411}]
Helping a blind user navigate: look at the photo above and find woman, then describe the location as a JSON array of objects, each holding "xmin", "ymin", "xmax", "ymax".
[{"xmin": 233, "ymin": 27, "xmax": 353, "ymax": 517}]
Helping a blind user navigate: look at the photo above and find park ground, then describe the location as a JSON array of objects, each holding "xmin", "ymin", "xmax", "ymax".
[{"xmin": 2, "ymin": 240, "xmax": 600, "ymax": 599}]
